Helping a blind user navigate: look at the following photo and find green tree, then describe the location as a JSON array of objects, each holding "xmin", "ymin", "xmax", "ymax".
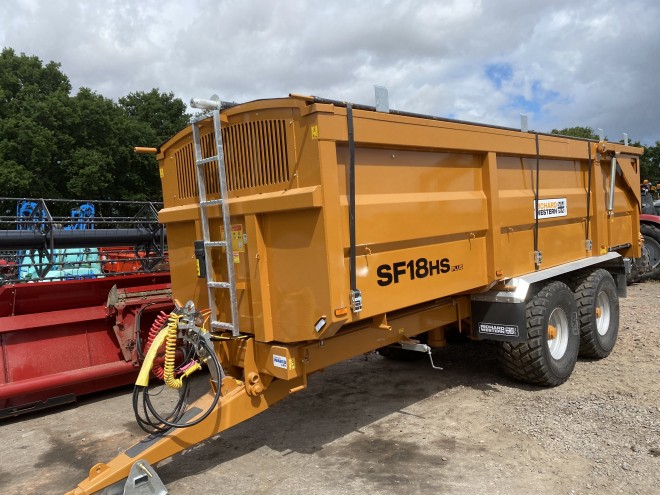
[
  {"xmin": 550, "ymin": 126, "xmax": 600, "ymax": 140},
  {"xmin": 0, "ymin": 48, "xmax": 189, "ymax": 201},
  {"xmin": 639, "ymin": 141, "xmax": 660, "ymax": 185},
  {"xmin": 119, "ymin": 89, "xmax": 189, "ymax": 144},
  {"xmin": 116, "ymin": 89, "xmax": 190, "ymax": 200},
  {"xmin": 0, "ymin": 48, "xmax": 74, "ymax": 197}
]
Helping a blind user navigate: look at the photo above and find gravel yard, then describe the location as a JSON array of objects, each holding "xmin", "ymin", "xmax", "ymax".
[{"xmin": 2, "ymin": 281, "xmax": 659, "ymax": 495}]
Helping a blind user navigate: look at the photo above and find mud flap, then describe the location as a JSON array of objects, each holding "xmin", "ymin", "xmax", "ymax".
[{"xmin": 470, "ymin": 298, "xmax": 528, "ymax": 343}]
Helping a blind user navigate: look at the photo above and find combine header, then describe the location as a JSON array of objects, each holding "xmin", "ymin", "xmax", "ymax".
[
  {"xmin": 67, "ymin": 93, "xmax": 643, "ymax": 494},
  {"xmin": 0, "ymin": 198, "xmax": 171, "ymax": 417}
]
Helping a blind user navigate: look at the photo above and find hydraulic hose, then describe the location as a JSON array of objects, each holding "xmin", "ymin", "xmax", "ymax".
[
  {"xmin": 141, "ymin": 338, "xmax": 222, "ymax": 429},
  {"xmin": 163, "ymin": 318, "xmax": 201, "ymax": 389},
  {"xmin": 133, "ymin": 308, "xmax": 224, "ymax": 432},
  {"xmin": 142, "ymin": 310, "xmax": 170, "ymax": 378}
]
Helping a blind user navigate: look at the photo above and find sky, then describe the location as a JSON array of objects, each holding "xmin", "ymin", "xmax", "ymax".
[{"xmin": 2, "ymin": 0, "xmax": 660, "ymax": 144}]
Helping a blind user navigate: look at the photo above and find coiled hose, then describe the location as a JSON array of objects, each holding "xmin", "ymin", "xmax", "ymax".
[
  {"xmin": 133, "ymin": 310, "xmax": 223, "ymax": 433},
  {"xmin": 163, "ymin": 314, "xmax": 201, "ymax": 389},
  {"xmin": 143, "ymin": 310, "xmax": 170, "ymax": 379}
]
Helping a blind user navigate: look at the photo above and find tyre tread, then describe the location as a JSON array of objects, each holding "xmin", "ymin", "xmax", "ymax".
[
  {"xmin": 497, "ymin": 281, "xmax": 576, "ymax": 387},
  {"xmin": 574, "ymin": 269, "xmax": 618, "ymax": 358}
]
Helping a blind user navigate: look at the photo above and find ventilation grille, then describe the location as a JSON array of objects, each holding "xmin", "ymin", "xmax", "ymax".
[
  {"xmin": 173, "ymin": 120, "xmax": 290, "ymax": 200},
  {"xmin": 222, "ymin": 120, "xmax": 290, "ymax": 191},
  {"xmin": 174, "ymin": 133, "xmax": 219, "ymax": 200}
]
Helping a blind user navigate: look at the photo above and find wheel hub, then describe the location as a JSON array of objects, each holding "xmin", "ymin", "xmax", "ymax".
[
  {"xmin": 596, "ymin": 291, "xmax": 611, "ymax": 336},
  {"xmin": 547, "ymin": 307, "xmax": 569, "ymax": 359}
]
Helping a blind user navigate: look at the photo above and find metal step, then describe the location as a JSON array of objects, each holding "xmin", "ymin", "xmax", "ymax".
[
  {"xmin": 208, "ymin": 281, "xmax": 231, "ymax": 289},
  {"xmin": 211, "ymin": 321, "xmax": 234, "ymax": 331},
  {"xmin": 200, "ymin": 199, "xmax": 224, "ymax": 207},
  {"xmin": 204, "ymin": 241, "xmax": 227, "ymax": 248},
  {"xmin": 196, "ymin": 156, "xmax": 218, "ymax": 166}
]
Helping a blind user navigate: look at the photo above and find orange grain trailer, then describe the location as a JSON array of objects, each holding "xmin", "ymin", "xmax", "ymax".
[{"xmin": 67, "ymin": 94, "xmax": 643, "ymax": 494}]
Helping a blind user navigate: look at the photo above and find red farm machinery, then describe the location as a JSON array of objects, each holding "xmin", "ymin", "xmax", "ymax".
[{"xmin": 0, "ymin": 198, "xmax": 172, "ymax": 417}]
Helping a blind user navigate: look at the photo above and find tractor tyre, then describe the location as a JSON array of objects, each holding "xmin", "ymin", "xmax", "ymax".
[
  {"xmin": 498, "ymin": 281, "xmax": 579, "ymax": 387},
  {"xmin": 641, "ymin": 223, "xmax": 660, "ymax": 279}
]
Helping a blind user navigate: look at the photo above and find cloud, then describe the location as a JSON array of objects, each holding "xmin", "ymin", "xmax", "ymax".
[
  {"xmin": 1, "ymin": 0, "xmax": 659, "ymax": 143},
  {"xmin": 486, "ymin": 63, "xmax": 514, "ymax": 90}
]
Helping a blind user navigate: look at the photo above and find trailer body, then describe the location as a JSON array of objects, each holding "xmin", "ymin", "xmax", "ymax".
[
  {"xmin": 158, "ymin": 96, "xmax": 640, "ymax": 342},
  {"xmin": 67, "ymin": 96, "xmax": 643, "ymax": 495}
]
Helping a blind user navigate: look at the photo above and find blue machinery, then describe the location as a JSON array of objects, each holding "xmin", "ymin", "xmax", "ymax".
[{"xmin": 1, "ymin": 198, "xmax": 167, "ymax": 282}]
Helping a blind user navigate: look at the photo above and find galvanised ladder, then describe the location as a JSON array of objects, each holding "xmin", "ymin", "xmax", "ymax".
[{"xmin": 190, "ymin": 101, "xmax": 239, "ymax": 336}]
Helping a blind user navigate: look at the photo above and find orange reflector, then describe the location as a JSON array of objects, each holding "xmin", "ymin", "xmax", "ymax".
[{"xmin": 334, "ymin": 307, "xmax": 349, "ymax": 317}]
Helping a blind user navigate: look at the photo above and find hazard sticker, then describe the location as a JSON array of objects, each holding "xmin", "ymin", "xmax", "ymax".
[
  {"xmin": 535, "ymin": 198, "xmax": 567, "ymax": 219},
  {"xmin": 231, "ymin": 224, "xmax": 244, "ymax": 252}
]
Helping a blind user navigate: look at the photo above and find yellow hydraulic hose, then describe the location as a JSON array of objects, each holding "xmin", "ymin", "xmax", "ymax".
[
  {"xmin": 136, "ymin": 312, "xmax": 201, "ymax": 388},
  {"xmin": 136, "ymin": 324, "xmax": 170, "ymax": 387},
  {"xmin": 163, "ymin": 316, "xmax": 201, "ymax": 389}
]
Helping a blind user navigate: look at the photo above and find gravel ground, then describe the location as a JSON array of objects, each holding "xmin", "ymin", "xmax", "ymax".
[{"xmin": 1, "ymin": 281, "xmax": 659, "ymax": 495}]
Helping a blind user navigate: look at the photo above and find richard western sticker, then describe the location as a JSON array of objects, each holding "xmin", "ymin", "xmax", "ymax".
[
  {"xmin": 478, "ymin": 322, "xmax": 519, "ymax": 337},
  {"xmin": 535, "ymin": 198, "xmax": 567, "ymax": 219}
]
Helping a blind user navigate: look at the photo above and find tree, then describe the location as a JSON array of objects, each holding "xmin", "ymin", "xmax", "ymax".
[
  {"xmin": 551, "ymin": 126, "xmax": 600, "ymax": 140},
  {"xmin": 639, "ymin": 141, "xmax": 660, "ymax": 185},
  {"xmin": 0, "ymin": 48, "xmax": 189, "ymax": 201},
  {"xmin": 119, "ymin": 89, "xmax": 189, "ymax": 144},
  {"xmin": 0, "ymin": 48, "xmax": 74, "ymax": 197}
]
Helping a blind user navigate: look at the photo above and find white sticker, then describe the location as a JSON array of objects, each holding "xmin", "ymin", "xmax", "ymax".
[
  {"xmin": 535, "ymin": 198, "xmax": 567, "ymax": 219},
  {"xmin": 273, "ymin": 354, "xmax": 287, "ymax": 369},
  {"xmin": 479, "ymin": 322, "xmax": 519, "ymax": 337}
]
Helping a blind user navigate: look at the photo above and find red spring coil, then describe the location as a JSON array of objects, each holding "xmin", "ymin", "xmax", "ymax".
[{"xmin": 144, "ymin": 311, "xmax": 170, "ymax": 380}]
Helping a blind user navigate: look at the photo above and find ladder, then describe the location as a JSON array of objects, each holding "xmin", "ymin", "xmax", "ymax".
[{"xmin": 190, "ymin": 107, "xmax": 239, "ymax": 336}]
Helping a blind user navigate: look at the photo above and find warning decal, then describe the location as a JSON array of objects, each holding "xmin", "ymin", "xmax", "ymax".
[
  {"xmin": 535, "ymin": 198, "xmax": 567, "ymax": 219},
  {"xmin": 231, "ymin": 224, "xmax": 244, "ymax": 252}
]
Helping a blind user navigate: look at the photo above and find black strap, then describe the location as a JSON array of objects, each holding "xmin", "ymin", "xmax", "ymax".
[
  {"xmin": 585, "ymin": 142, "xmax": 593, "ymax": 244},
  {"xmin": 347, "ymin": 103, "xmax": 357, "ymax": 291},
  {"xmin": 534, "ymin": 132, "xmax": 540, "ymax": 270}
]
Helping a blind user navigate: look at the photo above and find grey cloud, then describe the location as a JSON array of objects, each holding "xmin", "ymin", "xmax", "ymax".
[{"xmin": 1, "ymin": 0, "xmax": 659, "ymax": 143}]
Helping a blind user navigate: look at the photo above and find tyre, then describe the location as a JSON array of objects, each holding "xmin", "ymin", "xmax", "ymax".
[
  {"xmin": 641, "ymin": 223, "xmax": 660, "ymax": 279},
  {"xmin": 573, "ymin": 269, "xmax": 619, "ymax": 359},
  {"xmin": 498, "ymin": 281, "xmax": 579, "ymax": 387}
]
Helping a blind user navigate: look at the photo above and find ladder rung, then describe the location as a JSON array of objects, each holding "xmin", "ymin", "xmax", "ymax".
[
  {"xmin": 200, "ymin": 199, "xmax": 224, "ymax": 206},
  {"xmin": 196, "ymin": 156, "xmax": 219, "ymax": 166},
  {"xmin": 208, "ymin": 281, "xmax": 231, "ymax": 289},
  {"xmin": 211, "ymin": 321, "xmax": 234, "ymax": 331},
  {"xmin": 205, "ymin": 241, "xmax": 227, "ymax": 248}
]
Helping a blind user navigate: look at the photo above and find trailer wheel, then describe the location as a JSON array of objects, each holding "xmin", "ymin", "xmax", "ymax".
[
  {"xmin": 574, "ymin": 269, "xmax": 619, "ymax": 358},
  {"xmin": 641, "ymin": 223, "xmax": 660, "ymax": 278},
  {"xmin": 498, "ymin": 281, "xmax": 579, "ymax": 387}
]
